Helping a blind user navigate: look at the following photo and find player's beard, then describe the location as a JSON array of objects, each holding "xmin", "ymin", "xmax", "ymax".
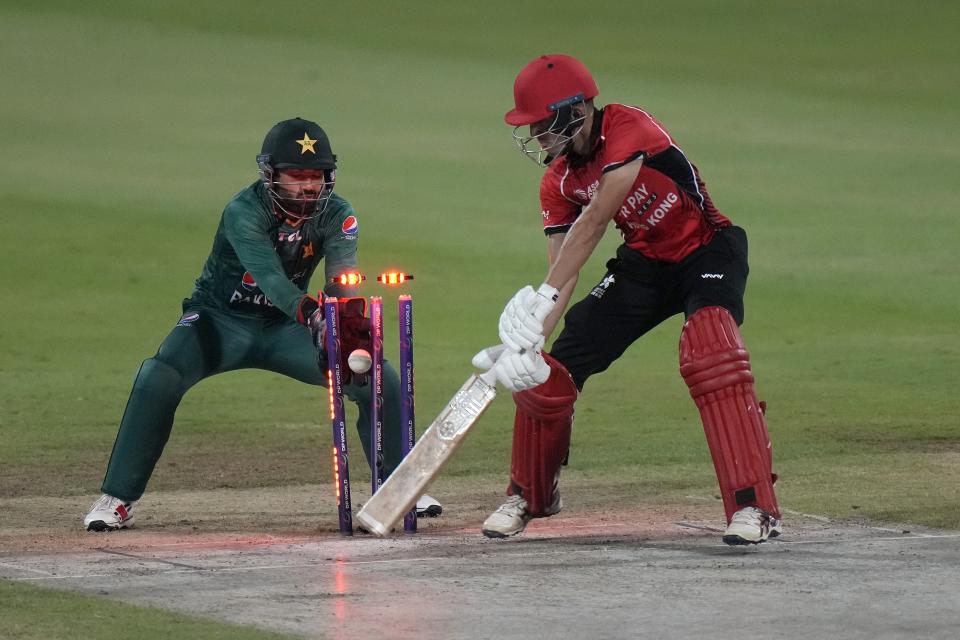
[{"xmin": 274, "ymin": 188, "xmax": 324, "ymax": 221}]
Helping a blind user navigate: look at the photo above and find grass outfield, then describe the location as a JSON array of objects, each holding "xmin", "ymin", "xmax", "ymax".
[
  {"xmin": 0, "ymin": 579, "xmax": 298, "ymax": 640},
  {"xmin": 1, "ymin": 1, "xmax": 958, "ymax": 631}
]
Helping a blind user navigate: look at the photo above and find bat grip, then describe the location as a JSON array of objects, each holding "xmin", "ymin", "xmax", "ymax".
[
  {"xmin": 477, "ymin": 345, "xmax": 514, "ymax": 387},
  {"xmin": 479, "ymin": 368, "xmax": 498, "ymax": 386}
]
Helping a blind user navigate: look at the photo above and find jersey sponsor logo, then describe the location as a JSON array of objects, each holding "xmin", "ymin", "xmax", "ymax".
[
  {"xmin": 229, "ymin": 291, "xmax": 276, "ymax": 307},
  {"xmin": 619, "ymin": 183, "xmax": 657, "ymax": 218},
  {"xmin": 701, "ymin": 273, "xmax": 724, "ymax": 279},
  {"xmin": 278, "ymin": 230, "xmax": 302, "ymax": 243},
  {"xmin": 573, "ymin": 180, "xmax": 600, "ymax": 203},
  {"xmin": 231, "ymin": 272, "xmax": 278, "ymax": 307},
  {"xmin": 645, "ymin": 191, "xmax": 679, "ymax": 227},
  {"xmin": 590, "ymin": 274, "xmax": 616, "ymax": 299},
  {"xmin": 230, "ymin": 271, "xmax": 273, "ymax": 307},
  {"xmin": 241, "ymin": 271, "xmax": 259, "ymax": 291},
  {"xmin": 341, "ymin": 215, "xmax": 358, "ymax": 235},
  {"xmin": 176, "ymin": 312, "xmax": 200, "ymax": 327}
]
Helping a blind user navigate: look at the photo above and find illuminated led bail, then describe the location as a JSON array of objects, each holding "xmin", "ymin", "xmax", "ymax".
[
  {"xmin": 376, "ymin": 272, "xmax": 414, "ymax": 286},
  {"xmin": 330, "ymin": 272, "xmax": 366, "ymax": 286}
]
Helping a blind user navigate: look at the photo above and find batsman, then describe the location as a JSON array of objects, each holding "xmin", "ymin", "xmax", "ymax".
[
  {"xmin": 476, "ymin": 55, "xmax": 781, "ymax": 545},
  {"xmin": 84, "ymin": 118, "xmax": 440, "ymax": 531}
]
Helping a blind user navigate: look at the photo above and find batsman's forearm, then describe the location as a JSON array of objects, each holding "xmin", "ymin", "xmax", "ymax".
[
  {"xmin": 542, "ymin": 274, "xmax": 577, "ymax": 341},
  {"xmin": 543, "ymin": 158, "xmax": 642, "ymax": 290},
  {"xmin": 544, "ymin": 216, "xmax": 607, "ymax": 289}
]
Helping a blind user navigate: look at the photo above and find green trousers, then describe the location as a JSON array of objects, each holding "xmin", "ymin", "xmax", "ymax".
[{"xmin": 101, "ymin": 306, "xmax": 403, "ymax": 502}]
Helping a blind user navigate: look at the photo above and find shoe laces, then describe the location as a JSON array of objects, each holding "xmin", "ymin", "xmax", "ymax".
[
  {"xmin": 92, "ymin": 494, "xmax": 126, "ymax": 511},
  {"xmin": 730, "ymin": 506, "xmax": 766, "ymax": 526},
  {"xmin": 495, "ymin": 495, "xmax": 528, "ymax": 517}
]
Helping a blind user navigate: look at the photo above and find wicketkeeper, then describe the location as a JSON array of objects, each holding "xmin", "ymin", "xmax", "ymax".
[
  {"xmin": 475, "ymin": 55, "xmax": 781, "ymax": 545},
  {"xmin": 84, "ymin": 118, "xmax": 440, "ymax": 531}
]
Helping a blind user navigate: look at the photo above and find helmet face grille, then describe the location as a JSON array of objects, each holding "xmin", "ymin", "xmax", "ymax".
[
  {"xmin": 511, "ymin": 100, "xmax": 588, "ymax": 166},
  {"xmin": 258, "ymin": 156, "xmax": 336, "ymax": 221}
]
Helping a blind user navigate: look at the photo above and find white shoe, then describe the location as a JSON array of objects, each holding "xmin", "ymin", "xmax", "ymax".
[
  {"xmin": 481, "ymin": 492, "xmax": 562, "ymax": 538},
  {"xmin": 416, "ymin": 494, "xmax": 442, "ymax": 517},
  {"xmin": 84, "ymin": 494, "xmax": 136, "ymax": 531},
  {"xmin": 482, "ymin": 495, "xmax": 531, "ymax": 538},
  {"xmin": 722, "ymin": 506, "xmax": 782, "ymax": 545}
]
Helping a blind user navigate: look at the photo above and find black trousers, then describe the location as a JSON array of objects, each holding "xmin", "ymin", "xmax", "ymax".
[{"xmin": 550, "ymin": 226, "xmax": 750, "ymax": 390}]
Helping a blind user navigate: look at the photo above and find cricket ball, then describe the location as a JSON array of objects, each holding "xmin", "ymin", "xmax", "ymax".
[{"xmin": 348, "ymin": 349, "xmax": 372, "ymax": 374}]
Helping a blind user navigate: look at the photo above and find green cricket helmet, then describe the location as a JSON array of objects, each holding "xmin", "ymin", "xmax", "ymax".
[{"xmin": 257, "ymin": 118, "xmax": 338, "ymax": 220}]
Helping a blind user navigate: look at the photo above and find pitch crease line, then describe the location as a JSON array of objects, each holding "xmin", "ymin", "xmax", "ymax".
[
  {"xmin": 98, "ymin": 547, "xmax": 208, "ymax": 570},
  {"xmin": 0, "ymin": 560, "xmax": 57, "ymax": 576},
  {"xmin": 10, "ymin": 547, "xmax": 605, "ymax": 581},
  {"xmin": 16, "ymin": 573, "xmax": 112, "ymax": 581},
  {"xmin": 777, "ymin": 533, "xmax": 960, "ymax": 545}
]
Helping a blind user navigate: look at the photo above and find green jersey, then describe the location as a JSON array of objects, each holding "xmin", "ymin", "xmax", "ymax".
[{"xmin": 185, "ymin": 181, "xmax": 359, "ymax": 320}]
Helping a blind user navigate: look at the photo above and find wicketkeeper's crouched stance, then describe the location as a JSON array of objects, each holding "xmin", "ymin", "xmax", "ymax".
[
  {"xmin": 476, "ymin": 55, "xmax": 780, "ymax": 545},
  {"xmin": 84, "ymin": 118, "xmax": 440, "ymax": 531}
]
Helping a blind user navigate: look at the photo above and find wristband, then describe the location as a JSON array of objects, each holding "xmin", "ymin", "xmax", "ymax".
[{"xmin": 536, "ymin": 283, "xmax": 560, "ymax": 303}]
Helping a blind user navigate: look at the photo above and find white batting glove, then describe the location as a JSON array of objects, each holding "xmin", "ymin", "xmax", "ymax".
[
  {"xmin": 498, "ymin": 283, "xmax": 559, "ymax": 353},
  {"xmin": 471, "ymin": 344, "xmax": 508, "ymax": 370},
  {"xmin": 497, "ymin": 347, "xmax": 550, "ymax": 392},
  {"xmin": 472, "ymin": 343, "xmax": 550, "ymax": 392}
]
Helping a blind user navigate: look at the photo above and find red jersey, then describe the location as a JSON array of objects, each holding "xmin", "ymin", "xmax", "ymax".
[{"xmin": 539, "ymin": 103, "xmax": 730, "ymax": 263}]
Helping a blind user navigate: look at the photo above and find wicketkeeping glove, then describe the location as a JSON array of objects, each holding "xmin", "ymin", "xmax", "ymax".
[
  {"xmin": 298, "ymin": 295, "xmax": 373, "ymax": 386},
  {"xmin": 337, "ymin": 297, "xmax": 371, "ymax": 357},
  {"xmin": 296, "ymin": 293, "xmax": 325, "ymax": 350}
]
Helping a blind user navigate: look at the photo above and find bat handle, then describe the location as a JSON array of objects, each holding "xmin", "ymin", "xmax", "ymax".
[
  {"xmin": 479, "ymin": 368, "xmax": 498, "ymax": 387},
  {"xmin": 477, "ymin": 345, "xmax": 513, "ymax": 387}
]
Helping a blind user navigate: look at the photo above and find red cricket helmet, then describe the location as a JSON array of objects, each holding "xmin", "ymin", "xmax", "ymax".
[{"xmin": 505, "ymin": 54, "xmax": 599, "ymax": 126}]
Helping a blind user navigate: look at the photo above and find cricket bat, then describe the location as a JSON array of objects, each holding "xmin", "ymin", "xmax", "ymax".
[{"xmin": 355, "ymin": 368, "xmax": 498, "ymax": 536}]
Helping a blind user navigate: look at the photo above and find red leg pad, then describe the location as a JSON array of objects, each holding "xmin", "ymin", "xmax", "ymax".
[
  {"xmin": 507, "ymin": 354, "xmax": 578, "ymax": 517},
  {"xmin": 679, "ymin": 307, "xmax": 780, "ymax": 522}
]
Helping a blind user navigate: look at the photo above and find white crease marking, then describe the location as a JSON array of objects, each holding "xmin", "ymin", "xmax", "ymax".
[
  {"xmin": 0, "ymin": 560, "xmax": 56, "ymax": 576},
  {"xmin": 9, "ymin": 548, "xmax": 605, "ymax": 581}
]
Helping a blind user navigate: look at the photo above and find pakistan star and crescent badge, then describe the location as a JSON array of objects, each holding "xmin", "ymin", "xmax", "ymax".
[{"xmin": 296, "ymin": 133, "xmax": 317, "ymax": 154}]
